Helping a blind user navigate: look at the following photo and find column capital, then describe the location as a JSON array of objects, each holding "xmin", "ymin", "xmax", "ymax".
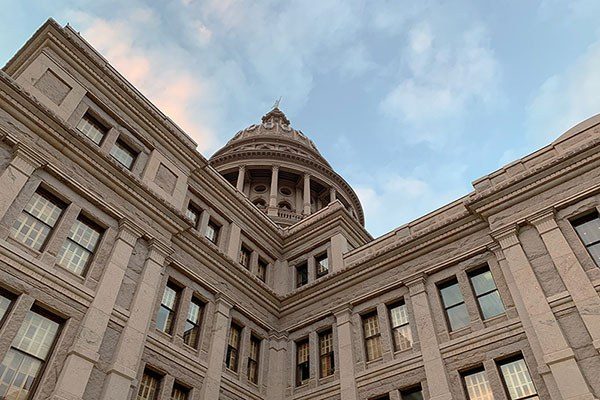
[
  {"xmin": 271, "ymin": 164, "xmax": 280, "ymax": 172},
  {"xmin": 491, "ymin": 224, "xmax": 520, "ymax": 250},
  {"xmin": 405, "ymin": 274, "xmax": 427, "ymax": 295},
  {"xmin": 333, "ymin": 304, "xmax": 353, "ymax": 323},
  {"xmin": 117, "ymin": 218, "xmax": 144, "ymax": 246},
  {"xmin": 486, "ymin": 243, "xmax": 506, "ymax": 261},
  {"xmin": 147, "ymin": 238, "xmax": 173, "ymax": 264},
  {"xmin": 11, "ymin": 144, "xmax": 46, "ymax": 174},
  {"xmin": 238, "ymin": 164, "xmax": 246, "ymax": 172},
  {"xmin": 528, "ymin": 209, "xmax": 559, "ymax": 234},
  {"xmin": 214, "ymin": 293, "xmax": 234, "ymax": 314}
]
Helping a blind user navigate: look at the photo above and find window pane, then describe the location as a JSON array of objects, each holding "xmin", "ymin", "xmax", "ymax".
[
  {"xmin": 316, "ymin": 254, "xmax": 329, "ymax": 276},
  {"xmin": 588, "ymin": 243, "xmax": 600, "ymax": 266},
  {"xmin": 187, "ymin": 300, "xmax": 202, "ymax": 325},
  {"xmin": 401, "ymin": 388, "xmax": 424, "ymax": 400},
  {"xmin": 24, "ymin": 192, "xmax": 63, "ymax": 227},
  {"xmin": 155, "ymin": 307, "xmax": 171, "ymax": 333},
  {"xmin": 161, "ymin": 286, "xmax": 178, "ymax": 309},
  {"xmin": 182, "ymin": 320, "xmax": 198, "ymax": 348},
  {"xmin": 0, "ymin": 348, "xmax": 42, "ymax": 400},
  {"xmin": 440, "ymin": 281, "xmax": 464, "ymax": 307},
  {"xmin": 68, "ymin": 219, "xmax": 101, "ymax": 251},
  {"xmin": 137, "ymin": 371, "xmax": 160, "ymax": 400},
  {"xmin": 57, "ymin": 240, "xmax": 91, "ymax": 275},
  {"xmin": 389, "ymin": 303, "xmax": 409, "ymax": 327},
  {"xmin": 77, "ymin": 114, "xmax": 106, "ymax": 145},
  {"xmin": 297, "ymin": 341, "xmax": 309, "ymax": 363},
  {"xmin": 110, "ymin": 140, "xmax": 136, "ymax": 169},
  {"xmin": 365, "ymin": 336, "xmax": 382, "ymax": 361},
  {"xmin": 171, "ymin": 384, "xmax": 189, "ymax": 400},
  {"xmin": 296, "ymin": 263, "xmax": 308, "ymax": 287},
  {"xmin": 479, "ymin": 291, "xmax": 505, "ymax": 320},
  {"xmin": 574, "ymin": 216, "xmax": 600, "ymax": 245},
  {"xmin": 464, "ymin": 370, "xmax": 494, "ymax": 400},
  {"xmin": 186, "ymin": 205, "xmax": 199, "ymax": 226},
  {"xmin": 470, "ymin": 269, "xmax": 497, "ymax": 296},
  {"xmin": 392, "ymin": 324, "xmax": 413, "ymax": 351},
  {"xmin": 500, "ymin": 359, "xmax": 537, "ymax": 400},
  {"xmin": 11, "ymin": 214, "xmax": 51, "ymax": 251},
  {"xmin": 362, "ymin": 314, "xmax": 380, "ymax": 337},
  {"xmin": 0, "ymin": 293, "xmax": 11, "ymax": 322},
  {"xmin": 13, "ymin": 311, "xmax": 60, "ymax": 360},
  {"xmin": 447, "ymin": 303, "xmax": 470, "ymax": 331},
  {"xmin": 205, "ymin": 222, "xmax": 218, "ymax": 243}
]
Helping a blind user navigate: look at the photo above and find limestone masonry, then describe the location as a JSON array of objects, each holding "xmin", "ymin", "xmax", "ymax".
[{"xmin": 0, "ymin": 18, "xmax": 599, "ymax": 400}]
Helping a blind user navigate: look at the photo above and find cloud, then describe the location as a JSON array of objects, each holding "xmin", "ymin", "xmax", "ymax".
[
  {"xmin": 527, "ymin": 40, "xmax": 600, "ymax": 144},
  {"xmin": 380, "ymin": 24, "xmax": 500, "ymax": 127}
]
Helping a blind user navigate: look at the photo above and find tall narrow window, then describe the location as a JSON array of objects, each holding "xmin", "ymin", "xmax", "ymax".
[
  {"xmin": 186, "ymin": 202, "xmax": 201, "ymax": 228},
  {"xmin": 183, "ymin": 297, "xmax": 203, "ymax": 348},
  {"xmin": 136, "ymin": 369, "xmax": 161, "ymax": 400},
  {"xmin": 498, "ymin": 357, "xmax": 538, "ymax": 400},
  {"xmin": 170, "ymin": 382, "xmax": 189, "ymax": 400},
  {"xmin": 362, "ymin": 312, "xmax": 382, "ymax": 361},
  {"xmin": 388, "ymin": 301, "xmax": 412, "ymax": 351},
  {"xmin": 0, "ymin": 309, "xmax": 61, "ymax": 399},
  {"xmin": 226, "ymin": 323, "xmax": 242, "ymax": 372},
  {"xmin": 57, "ymin": 216, "xmax": 102, "ymax": 275},
  {"xmin": 156, "ymin": 282, "xmax": 180, "ymax": 334},
  {"xmin": 572, "ymin": 212, "xmax": 600, "ymax": 267},
  {"xmin": 296, "ymin": 262, "xmax": 308, "ymax": 288},
  {"xmin": 296, "ymin": 339, "xmax": 310, "ymax": 386},
  {"xmin": 439, "ymin": 278, "xmax": 470, "ymax": 331},
  {"xmin": 205, "ymin": 219, "xmax": 220, "ymax": 243},
  {"xmin": 400, "ymin": 386, "xmax": 424, "ymax": 400},
  {"xmin": 463, "ymin": 368, "xmax": 494, "ymax": 400},
  {"xmin": 247, "ymin": 335, "xmax": 261, "ymax": 384},
  {"xmin": 110, "ymin": 139, "xmax": 137, "ymax": 169},
  {"xmin": 315, "ymin": 253, "xmax": 329, "ymax": 277},
  {"xmin": 469, "ymin": 267, "xmax": 505, "ymax": 320},
  {"xmin": 318, "ymin": 329, "xmax": 334, "ymax": 378},
  {"xmin": 11, "ymin": 189, "xmax": 65, "ymax": 251},
  {"xmin": 257, "ymin": 258, "xmax": 268, "ymax": 282},
  {"xmin": 0, "ymin": 290, "xmax": 14, "ymax": 325},
  {"xmin": 77, "ymin": 113, "xmax": 107, "ymax": 145},
  {"xmin": 239, "ymin": 246, "xmax": 251, "ymax": 270}
]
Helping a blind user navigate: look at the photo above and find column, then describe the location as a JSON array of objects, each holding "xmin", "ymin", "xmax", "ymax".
[
  {"xmin": 266, "ymin": 331, "xmax": 288, "ymax": 400},
  {"xmin": 268, "ymin": 165, "xmax": 279, "ymax": 216},
  {"xmin": 0, "ymin": 145, "xmax": 44, "ymax": 220},
  {"xmin": 493, "ymin": 227, "xmax": 596, "ymax": 400},
  {"xmin": 531, "ymin": 210, "xmax": 600, "ymax": 351},
  {"xmin": 329, "ymin": 187, "xmax": 337, "ymax": 204},
  {"xmin": 198, "ymin": 296, "xmax": 233, "ymax": 399},
  {"xmin": 334, "ymin": 306, "xmax": 358, "ymax": 400},
  {"xmin": 330, "ymin": 233, "xmax": 348, "ymax": 273},
  {"xmin": 236, "ymin": 165, "xmax": 246, "ymax": 192},
  {"xmin": 406, "ymin": 276, "xmax": 452, "ymax": 400},
  {"xmin": 52, "ymin": 220, "xmax": 141, "ymax": 400},
  {"xmin": 99, "ymin": 239, "xmax": 172, "ymax": 400},
  {"xmin": 303, "ymin": 173, "xmax": 311, "ymax": 216}
]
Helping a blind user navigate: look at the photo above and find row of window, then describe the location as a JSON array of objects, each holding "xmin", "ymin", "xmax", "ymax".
[
  {"xmin": 0, "ymin": 291, "xmax": 62, "ymax": 399},
  {"xmin": 77, "ymin": 113, "xmax": 138, "ymax": 170},
  {"xmin": 136, "ymin": 369, "xmax": 191, "ymax": 400},
  {"xmin": 11, "ymin": 188, "xmax": 104, "ymax": 276},
  {"xmin": 157, "ymin": 281, "xmax": 204, "ymax": 350},
  {"xmin": 225, "ymin": 323, "xmax": 262, "ymax": 384},
  {"xmin": 185, "ymin": 201, "xmax": 221, "ymax": 245},
  {"xmin": 239, "ymin": 244, "xmax": 268, "ymax": 282},
  {"xmin": 295, "ymin": 252, "xmax": 329, "ymax": 288},
  {"xmin": 295, "ymin": 329, "xmax": 335, "ymax": 386}
]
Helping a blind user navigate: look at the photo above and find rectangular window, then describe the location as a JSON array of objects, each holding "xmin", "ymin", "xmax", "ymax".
[
  {"xmin": 463, "ymin": 368, "xmax": 494, "ymax": 400},
  {"xmin": 11, "ymin": 189, "xmax": 65, "ymax": 251},
  {"xmin": 318, "ymin": 329, "xmax": 334, "ymax": 378},
  {"xmin": 439, "ymin": 278, "xmax": 470, "ymax": 331},
  {"xmin": 247, "ymin": 335, "xmax": 261, "ymax": 384},
  {"xmin": 110, "ymin": 139, "xmax": 137, "ymax": 170},
  {"xmin": 186, "ymin": 202, "xmax": 201, "ymax": 228},
  {"xmin": 315, "ymin": 253, "xmax": 329, "ymax": 277},
  {"xmin": 205, "ymin": 220, "xmax": 220, "ymax": 243},
  {"xmin": 170, "ymin": 382, "xmax": 189, "ymax": 400},
  {"xmin": 572, "ymin": 212, "xmax": 600, "ymax": 267},
  {"xmin": 469, "ymin": 267, "xmax": 505, "ymax": 320},
  {"xmin": 296, "ymin": 262, "xmax": 308, "ymax": 288},
  {"xmin": 226, "ymin": 323, "xmax": 242, "ymax": 372},
  {"xmin": 77, "ymin": 113, "xmax": 107, "ymax": 145},
  {"xmin": 400, "ymin": 387, "xmax": 424, "ymax": 400},
  {"xmin": 498, "ymin": 357, "xmax": 538, "ymax": 400},
  {"xmin": 362, "ymin": 312, "xmax": 382, "ymax": 361},
  {"xmin": 136, "ymin": 369, "xmax": 161, "ymax": 400},
  {"xmin": 388, "ymin": 301, "xmax": 412, "ymax": 352},
  {"xmin": 0, "ymin": 309, "xmax": 61, "ymax": 399},
  {"xmin": 239, "ymin": 246, "xmax": 251, "ymax": 269},
  {"xmin": 0, "ymin": 290, "xmax": 14, "ymax": 325},
  {"xmin": 183, "ymin": 297, "xmax": 203, "ymax": 348},
  {"xmin": 57, "ymin": 216, "xmax": 102, "ymax": 275},
  {"xmin": 296, "ymin": 339, "xmax": 310, "ymax": 386},
  {"xmin": 257, "ymin": 258, "xmax": 268, "ymax": 282},
  {"xmin": 156, "ymin": 282, "xmax": 180, "ymax": 334}
]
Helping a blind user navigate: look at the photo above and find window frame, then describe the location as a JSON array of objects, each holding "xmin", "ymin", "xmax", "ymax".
[
  {"xmin": 239, "ymin": 246, "xmax": 251, "ymax": 270},
  {"xmin": 497, "ymin": 355, "xmax": 539, "ymax": 400},
  {"xmin": 467, "ymin": 265, "xmax": 505, "ymax": 321},
  {"xmin": 205, "ymin": 219, "xmax": 220, "ymax": 244},
  {"xmin": 296, "ymin": 338, "xmax": 310, "ymax": 386},
  {"xmin": 571, "ymin": 211, "xmax": 600, "ymax": 267},
  {"xmin": 185, "ymin": 201, "xmax": 201, "ymax": 228},
  {"xmin": 461, "ymin": 366, "xmax": 494, "ymax": 400},
  {"xmin": 226, "ymin": 323, "xmax": 242, "ymax": 372},
  {"xmin": 182, "ymin": 296, "xmax": 204, "ymax": 349},
  {"xmin": 247, "ymin": 334, "xmax": 261, "ymax": 384},
  {"xmin": 110, "ymin": 137, "xmax": 138, "ymax": 170},
  {"xmin": 170, "ymin": 381, "xmax": 190, "ymax": 400},
  {"xmin": 438, "ymin": 277, "xmax": 470, "ymax": 331},
  {"xmin": 387, "ymin": 300, "xmax": 413, "ymax": 352},
  {"xmin": 318, "ymin": 329, "xmax": 335, "ymax": 378},
  {"xmin": 76, "ymin": 112, "xmax": 108, "ymax": 145},
  {"xmin": 56, "ymin": 214, "xmax": 103, "ymax": 276},
  {"xmin": 156, "ymin": 281, "xmax": 181, "ymax": 335},
  {"xmin": 362, "ymin": 311, "xmax": 383, "ymax": 362},
  {"xmin": 315, "ymin": 252, "xmax": 329, "ymax": 278},
  {"xmin": 136, "ymin": 368, "xmax": 162, "ymax": 400},
  {"xmin": 296, "ymin": 261, "xmax": 308, "ymax": 288},
  {"xmin": 257, "ymin": 258, "xmax": 268, "ymax": 282}
]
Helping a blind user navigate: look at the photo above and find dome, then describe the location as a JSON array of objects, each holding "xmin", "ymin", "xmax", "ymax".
[{"xmin": 209, "ymin": 107, "xmax": 364, "ymax": 227}]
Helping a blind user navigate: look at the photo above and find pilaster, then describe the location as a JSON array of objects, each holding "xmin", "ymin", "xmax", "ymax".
[
  {"xmin": 334, "ymin": 305, "xmax": 358, "ymax": 400},
  {"xmin": 266, "ymin": 330, "xmax": 288, "ymax": 400},
  {"xmin": 330, "ymin": 233, "xmax": 348, "ymax": 273},
  {"xmin": 236, "ymin": 165, "xmax": 246, "ymax": 192},
  {"xmin": 268, "ymin": 165, "xmax": 279, "ymax": 215},
  {"xmin": 303, "ymin": 173, "xmax": 311, "ymax": 216}
]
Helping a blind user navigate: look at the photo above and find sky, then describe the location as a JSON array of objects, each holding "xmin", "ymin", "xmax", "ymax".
[{"xmin": 2, "ymin": 1, "xmax": 600, "ymax": 237}]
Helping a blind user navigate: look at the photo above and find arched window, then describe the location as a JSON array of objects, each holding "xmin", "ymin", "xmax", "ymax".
[
  {"xmin": 253, "ymin": 198, "xmax": 267, "ymax": 209},
  {"xmin": 278, "ymin": 201, "xmax": 292, "ymax": 211}
]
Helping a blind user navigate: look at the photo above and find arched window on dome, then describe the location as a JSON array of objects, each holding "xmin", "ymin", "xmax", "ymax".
[
  {"xmin": 278, "ymin": 201, "xmax": 293, "ymax": 211},
  {"xmin": 253, "ymin": 198, "xmax": 267, "ymax": 210}
]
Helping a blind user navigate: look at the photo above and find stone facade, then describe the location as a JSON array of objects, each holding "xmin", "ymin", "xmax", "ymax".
[{"xmin": 0, "ymin": 18, "xmax": 598, "ymax": 400}]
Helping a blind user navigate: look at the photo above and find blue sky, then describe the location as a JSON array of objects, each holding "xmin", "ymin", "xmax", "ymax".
[{"xmin": 2, "ymin": 1, "xmax": 600, "ymax": 237}]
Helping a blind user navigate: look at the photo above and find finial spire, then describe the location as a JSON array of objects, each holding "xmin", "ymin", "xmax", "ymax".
[{"xmin": 272, "ymin": 97, "xmax": 282, "ymax": 110}]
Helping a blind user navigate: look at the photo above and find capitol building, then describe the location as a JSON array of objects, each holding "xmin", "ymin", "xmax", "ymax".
[{"xmin": 0, "ymin": 18, "xmax": 600, "ymax": 400}]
